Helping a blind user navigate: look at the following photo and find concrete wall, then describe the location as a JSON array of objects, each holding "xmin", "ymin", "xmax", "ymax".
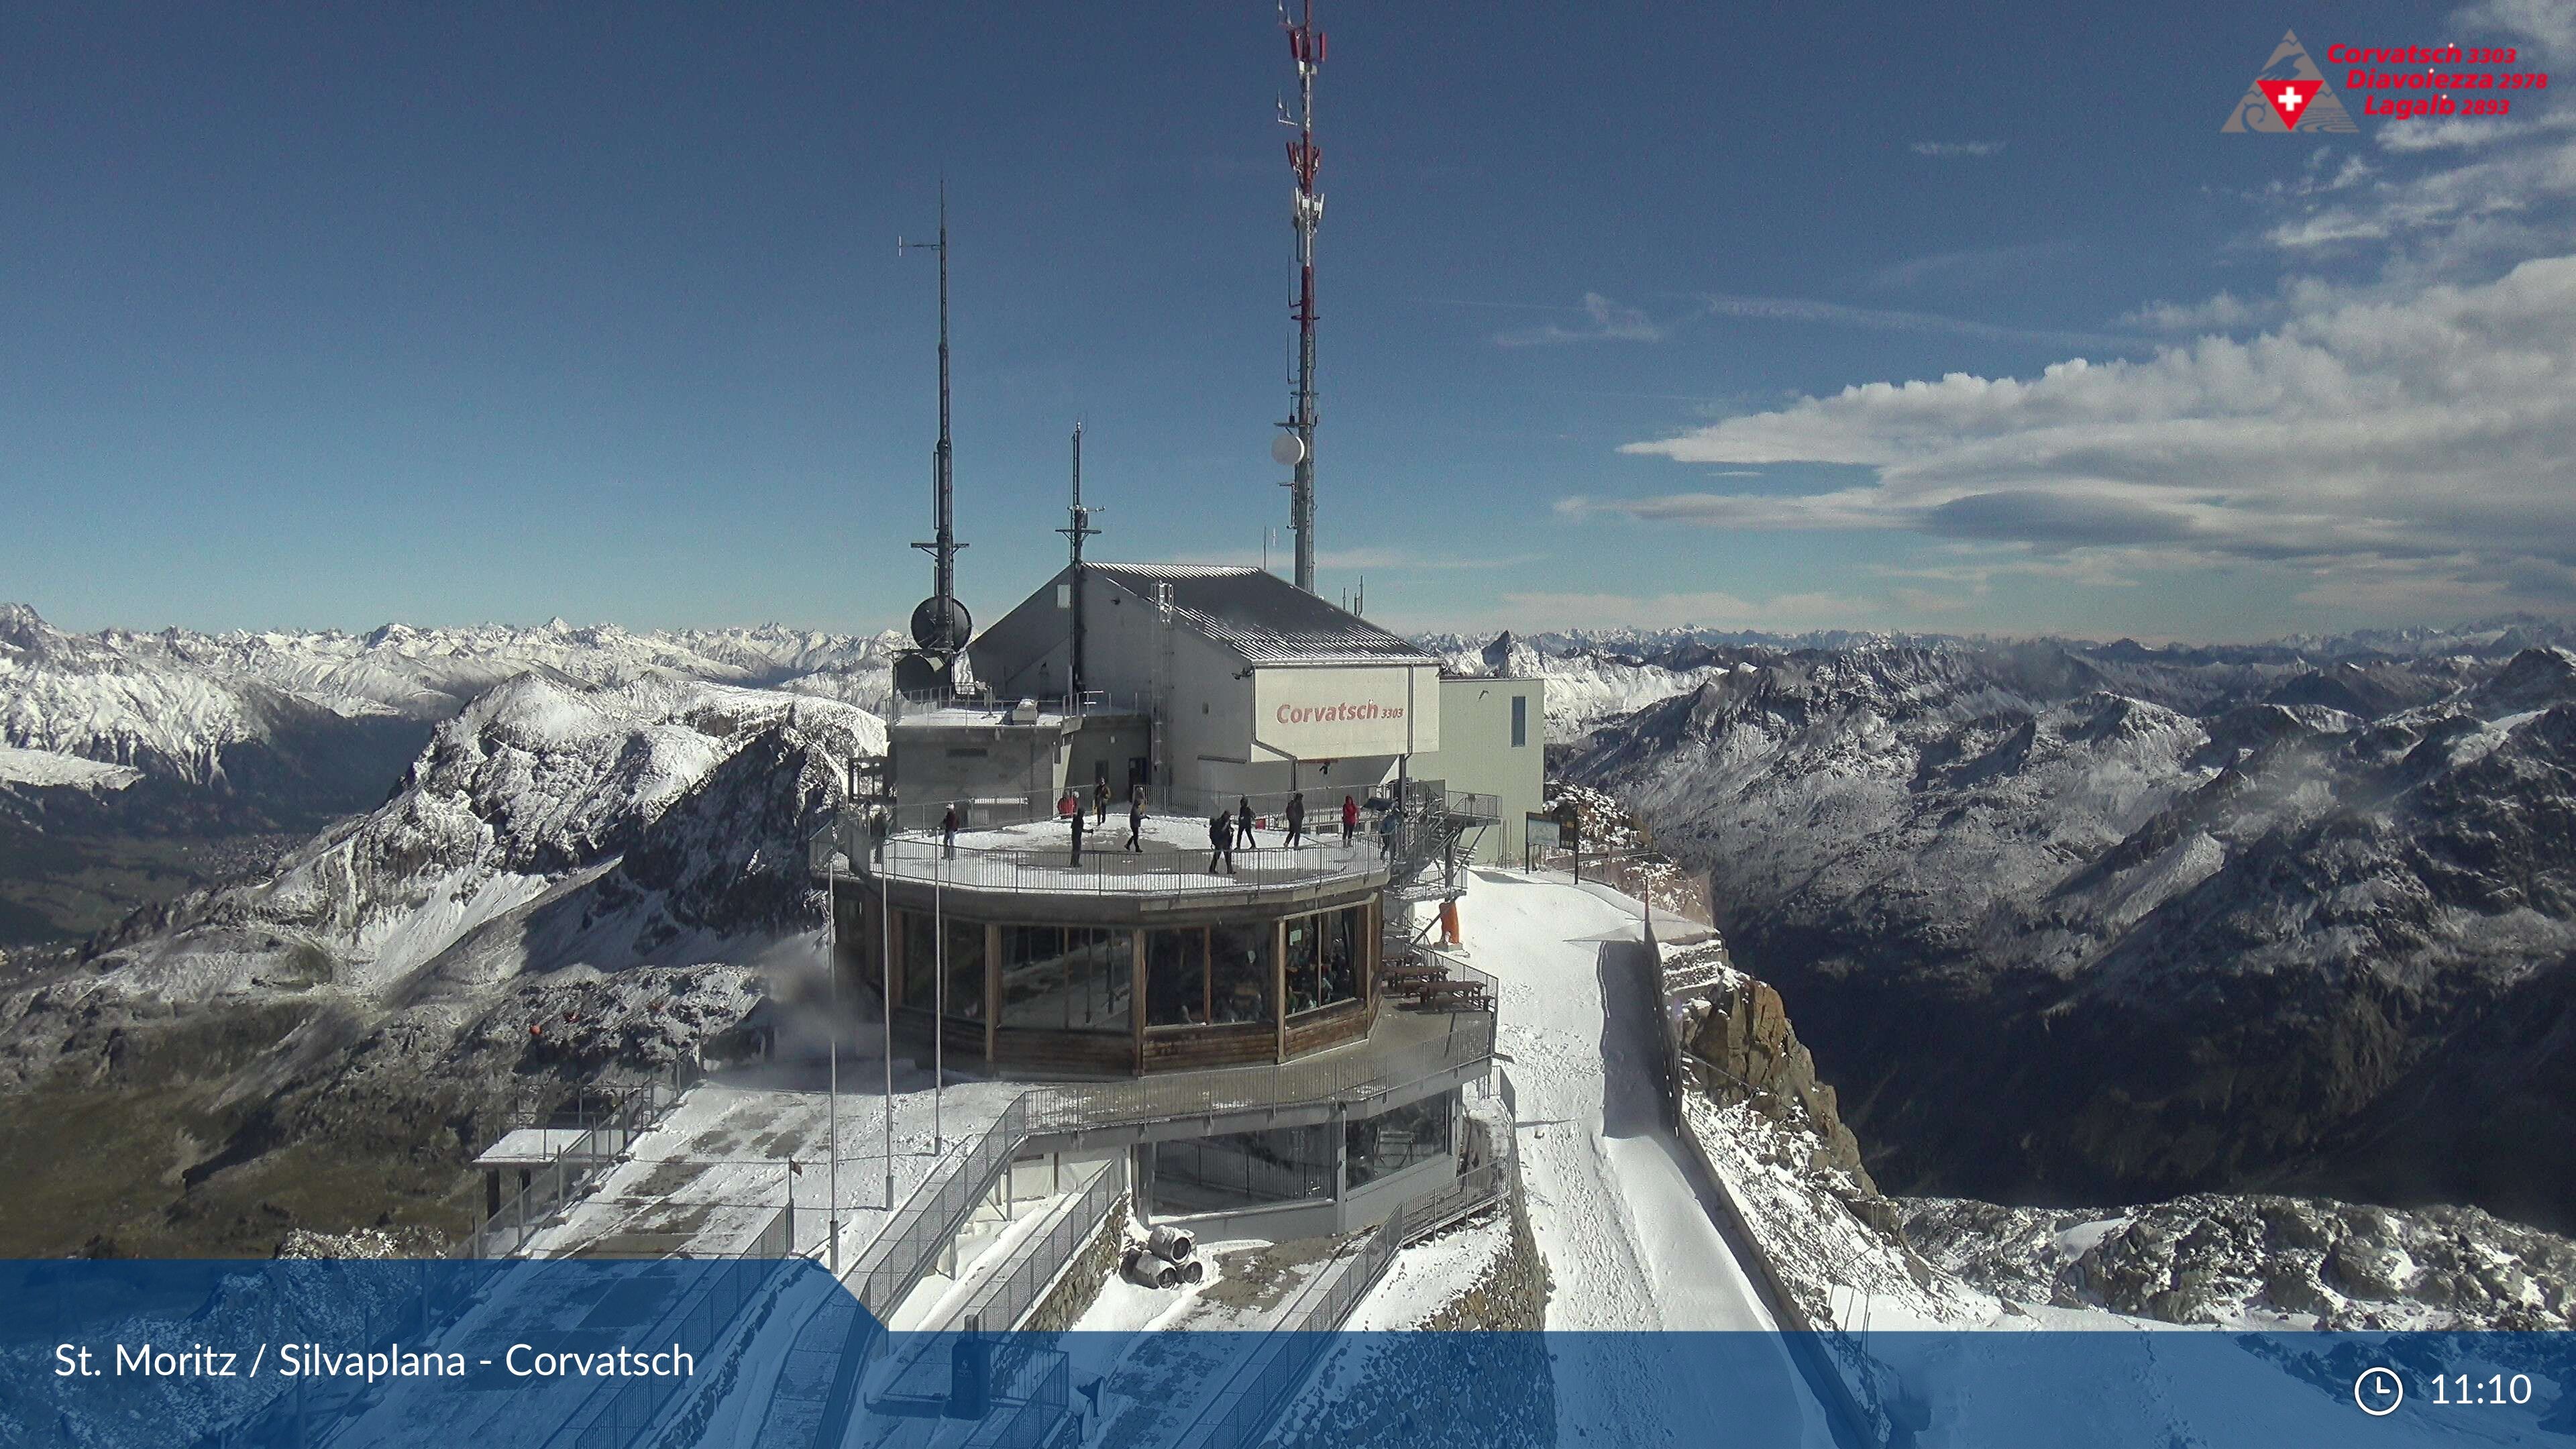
[
  {"xmin": 890, "ymin": 717, "xmax": 1069, "ymax": 817},
  {"xmin": 1409, "ymin": 676, "xmax": 1547, "ymax": 864}
]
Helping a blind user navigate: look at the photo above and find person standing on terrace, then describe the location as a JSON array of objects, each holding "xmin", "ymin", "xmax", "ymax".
[{"xmin": 1208, "ymin": 808, "xmax": 1236, "ymax": 875}]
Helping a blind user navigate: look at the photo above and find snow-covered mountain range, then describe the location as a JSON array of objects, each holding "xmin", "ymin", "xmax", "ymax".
[
  {"xmin": 0, "ymin": 604, "xmax": 900, "ymax": 944},
  {"xmin": 2, "ymin": 602, "xmax": 900, "ymax": 773},
  {"xmin": 1545, "ymin": 629, "xmax": 2576, "ymax": 1236},
  {"xmin": 0, "ymin": 660, "xmax": 881, "ymax": 1254}
]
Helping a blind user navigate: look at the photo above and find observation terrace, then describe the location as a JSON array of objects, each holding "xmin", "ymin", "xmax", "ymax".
[{"xmin": 812, "ymin": 798, "xmax": 1392, "ymax": 920}]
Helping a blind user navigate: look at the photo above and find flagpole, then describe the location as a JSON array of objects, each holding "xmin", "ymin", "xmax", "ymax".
[
  {"xmin": 933, "ymin": 849, "xmax": 945, "ymax": 1154},
  {"xmin": 826, "ymin": 857, "xmax": 840, "ymax": 1273},
  {"xmin": 882, "ymin": 837, "xmax": 895, "ymax": 1210}
]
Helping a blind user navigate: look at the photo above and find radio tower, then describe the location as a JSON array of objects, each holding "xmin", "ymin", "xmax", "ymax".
[
  {"xmin": 1279, "ymin": 0, "xmax": 1325, "ymax": 595},
  {"xmin": 896, "ymin": 183, "xmax": 970, "ymax": 698}
]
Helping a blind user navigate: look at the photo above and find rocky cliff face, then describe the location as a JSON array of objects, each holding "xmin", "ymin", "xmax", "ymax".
[
  {"xmin": 1566, "ymin": 633, "xmax": 2576, "ymax": 1233},
  {"xmin": 1665, "ymin": 942, "xmax": 2576, "ymax": 1336},
  {"xmin": 1902, "ymin": 1193, "xmax": 2576, "ymax": 1331}
]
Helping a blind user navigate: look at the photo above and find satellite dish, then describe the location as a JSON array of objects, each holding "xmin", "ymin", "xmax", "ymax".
[{"xmin": 1271, "ymin": 432, "xmax": 1306, "ymax": 468}]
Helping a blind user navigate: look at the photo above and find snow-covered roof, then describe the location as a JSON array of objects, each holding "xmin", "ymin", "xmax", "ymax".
[
  {"xmin": 1087, "ymin": 564, "xmax": 1440, "ymax": 667},
  {"xmin": 969, "ymin": 563, "xmax": 1438, "ymax": 682}
]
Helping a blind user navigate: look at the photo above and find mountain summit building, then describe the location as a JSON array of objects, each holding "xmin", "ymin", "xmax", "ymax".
[
  {"xmin": 965, "ymin": 561, "xmax": 1443, "ymax": 807},
  {"xmin": 817, "ymin": 559, "xmax": 1540, "ymax": 1238}
]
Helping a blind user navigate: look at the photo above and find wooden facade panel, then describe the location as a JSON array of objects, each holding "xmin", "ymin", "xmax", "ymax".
[
  {"xmin": 1283, "ymin": 999, "xmax": 1372, "ymax": 1058},
  {"xmin": 1142, "ymin": 1022, "xmax": 1277, "ymax": 1071},
  {"xmin": 993, "ymin": 1028, "xmax": 1136, "ymax": 1077}
]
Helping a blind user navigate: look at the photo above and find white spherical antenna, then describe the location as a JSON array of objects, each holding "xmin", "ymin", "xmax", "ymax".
[{"xmin": 1271, "ymin": 431, "xmax": 1306, "ymax": 468}]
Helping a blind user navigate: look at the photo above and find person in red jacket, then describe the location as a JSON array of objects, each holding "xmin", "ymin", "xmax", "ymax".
[{"xmin": 1340, "ymin": 794, "xmax": 1358, "ymax": 841}]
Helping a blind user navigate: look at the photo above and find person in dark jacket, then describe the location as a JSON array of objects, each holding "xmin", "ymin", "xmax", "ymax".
[
  {"xmin": 1207, "ymin": 810, "xmax": 1236, "ymax": 875},
  {"xmin": 1235, "ymin": 794, "xmax": 1256, "ymax": 848},
  {"xmin": 1125, "ymin": 792, "xmax": 1146, "ymax": 852},
  {"xmin": 1069, "ymin": 802, "xmax": 1085, "ymax": 866},
  {"xmin": 1093, "ymin": 779, "xmax": 1110, "ymax": 824},
  {"xmin": 1283, "ymin": 791, "xmax": 1307, "ymax": 847},
  {"xmin": 941, "ymin": 804, "xmax": 961, "ymax": 859}
]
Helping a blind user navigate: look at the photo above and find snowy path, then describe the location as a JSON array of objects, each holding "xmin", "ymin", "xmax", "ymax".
[{"xmin": 1459, "ymin": 869, "xmax": 1833, "ymax": 1446}]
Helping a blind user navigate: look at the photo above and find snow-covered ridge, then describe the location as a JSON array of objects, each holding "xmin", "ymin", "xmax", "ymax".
[
  {"xmin": 54, "ymin": 672, "xmax": 883, "ymax": 1012},
  {"xmin": 0, "ymin": 745, "xmax": 139, "ymax": 790},
  {"xmin": 0, "ymin": 602, "xmax": 899, "ymax": 787}
]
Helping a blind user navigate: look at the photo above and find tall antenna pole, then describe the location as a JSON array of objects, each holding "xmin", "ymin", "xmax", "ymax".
[
  {"xmin": 900, "ymin": 184, "xmax": 969, "ymax": 692},
  {"xmin": 1057, "ymin": 421, "xmax": 1103, "ymax": 702},
  {"xmin": 1279, "ymin": 1, "xmax": 1325, "ymax": 595}
]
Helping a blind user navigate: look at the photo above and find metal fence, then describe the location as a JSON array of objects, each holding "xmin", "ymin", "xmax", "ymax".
[
  {"xmin": 1525, "ymin": 846, "xmax": 1715, "ymax": 927},
  {"xmin": 959, "ymin": 1344, "xmax": 1073, "ymax": 1449}
]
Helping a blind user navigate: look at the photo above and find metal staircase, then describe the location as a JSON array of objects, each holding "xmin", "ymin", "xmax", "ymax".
[{"xmin": 1385, "ymin": 777, "xmax": 1499, "ymax": 904}]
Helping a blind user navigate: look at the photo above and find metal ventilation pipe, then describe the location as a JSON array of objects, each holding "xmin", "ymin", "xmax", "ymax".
[{"xmin": 1121, "ymin": 1246, "xmax": 1183, "ymax": 1289}]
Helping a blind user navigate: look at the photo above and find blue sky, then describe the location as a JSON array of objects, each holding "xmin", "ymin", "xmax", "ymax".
[{"xmin": 7, "ymin": 0, "xmax": 2575, "ymax": 642}]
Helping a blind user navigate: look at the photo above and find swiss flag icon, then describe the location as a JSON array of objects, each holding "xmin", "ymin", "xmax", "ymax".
[{"xmin": 2264, "ymin": 80, "xmax": 2323, "ymax": 130}]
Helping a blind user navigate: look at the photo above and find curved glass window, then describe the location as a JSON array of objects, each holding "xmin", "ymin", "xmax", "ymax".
[
  {"xmin": 1146, "ymin": 928, "xmax": 1208, "ymax": 1026},
  {"xmin": 896, "ymin": 909, "xmax": 985, "ymax": 1020},
  {"xmin": 1208, "ymin": 921, "xmax": 1273, "ymax": 1026},
  {"xmin": 1346, "ymin": 1094, "xmax": 1452, "ymax": 1189},
  {"xmin": 1000, "ymin": 925, "xmax": 1133, "ymax": 1032},
  {"xmin": 1152, "ymin": 1124, "xmax": 1334, "ymax": 1214},
  {"xmin": 1287, "ymin": 906, "xmax": 1364, "ymax": 1016}
]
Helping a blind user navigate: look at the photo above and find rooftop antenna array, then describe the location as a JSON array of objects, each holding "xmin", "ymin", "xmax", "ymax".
[
  {"xmin": 1274, "ymin": 0, "xmax": 1326, "ymax": 596},
  {"xmin": 1057, "ymin": 421, "xmax": 1104, "ymax": 700},
  {"xmin": 897, "ymin": 182, "xmax": 971, "ymax": 698}
]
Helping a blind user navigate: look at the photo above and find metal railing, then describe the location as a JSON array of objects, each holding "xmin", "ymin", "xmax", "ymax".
[
  {"xmin": 850, "ymin": 1097, "xmax": 1034, "ymax": 1318},
  {"xmin": 959, "ymin": 1154, "xmax": 1129, "ymax": 1334},
  {"xmin": 839, "ymin": 831, "xmax": 1390, "ymax": 900},
  {"xmin": 1021, "ymin": 1014, "xmax": 1495, "ymax": 1136},
  {"xmin": 559, "ymin": 1257, "xmax": 794, "ymax": 1449}
]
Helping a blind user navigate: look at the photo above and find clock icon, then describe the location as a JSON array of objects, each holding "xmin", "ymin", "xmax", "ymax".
[{"xmin": 2355, "ymin": 1367, "xmax": 2404, "ymax": 1417}]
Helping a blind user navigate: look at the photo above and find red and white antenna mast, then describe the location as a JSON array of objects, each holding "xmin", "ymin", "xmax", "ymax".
[{"xmin": 1277, "ymin": 0, "xmax": 1325, "ymax": 594}]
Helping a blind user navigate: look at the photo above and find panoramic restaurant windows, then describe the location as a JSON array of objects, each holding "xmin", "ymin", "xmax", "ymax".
[
  {"xmin": 999, "ymin": 924, "xmax": 1133, "ymax": 1032},
  {"xmin": 879, "ymin": 898, "xmax": 1376, "ymax": 1057},
  {"xmin": 1146, "ymin": 928, "xmax": 1207, "ymax": 1026},
  {"xmin": 1210, "ymin": 922, "xmax": 1273, "ymax": 1024},
  {"xmin": 1286, "ymin": 905, "xmax": 1364, "ymax": 1015}
]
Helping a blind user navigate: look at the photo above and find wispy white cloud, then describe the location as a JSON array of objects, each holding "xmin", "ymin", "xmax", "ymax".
[
  {"xmin": 1695, "ymin": 292, "xmax": 2139, "ymax": 352},
  {"xmin": 2120, "ymin": 291, "xmax": 2265, "ymax": 332},
  {"xmin": 1493, "ymin": 587, "xmax": 1875, "ymax": 633},
  {"xmin": 1911, "ymin": 140, "xmax": 2005, "ymax": 158},
  {"xmin": 1493, "ymin": 292, "xmax": 1667, "ymax": 347},
  {"xmin": 1598, "ymin": 254, "xmax": 2576, "ymax": 617},
  {"xmin": 1866, "ymin": 241, "xmax": 2072, "ymax": 292}
]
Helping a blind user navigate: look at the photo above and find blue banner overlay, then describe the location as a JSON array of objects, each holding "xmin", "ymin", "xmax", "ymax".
[{"xmin": 1, "ymin": 1259, "xmax": 2569, "ymax": 1448}]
